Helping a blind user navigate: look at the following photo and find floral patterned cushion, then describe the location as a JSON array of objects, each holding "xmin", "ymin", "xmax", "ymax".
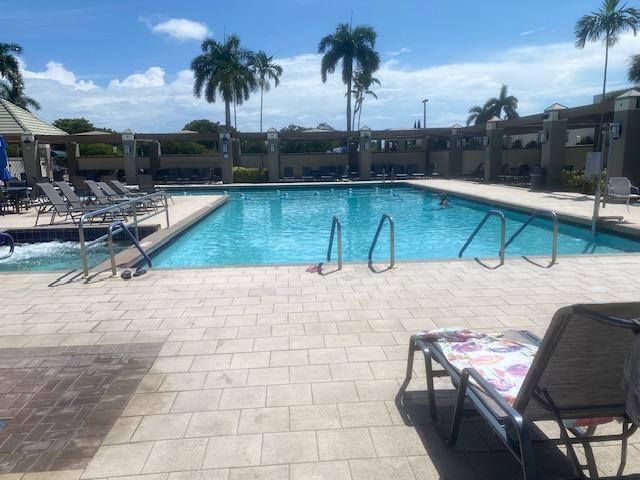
[
  {"xmin": 418, "ymin": 328, "xmax": 613, "ymax": 428},
  {"xmin": 418, "ymin": 328, "xmax": 537, "ymax": 405}
]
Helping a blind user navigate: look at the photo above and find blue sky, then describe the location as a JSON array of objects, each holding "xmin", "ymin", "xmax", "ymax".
[{"xmin": 2, "ymin": 0, "xmax": 638, "ymax": 131}]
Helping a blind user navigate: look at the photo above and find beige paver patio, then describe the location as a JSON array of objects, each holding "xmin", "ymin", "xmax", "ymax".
[{"xmin": 1, "ymin": 253, "xmax": 640, "ymax": 479}]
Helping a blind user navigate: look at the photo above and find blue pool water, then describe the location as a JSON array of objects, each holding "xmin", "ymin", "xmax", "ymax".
[{"xmin": 152, "ymin": 185, "xmax": 640, "ymax": 268}]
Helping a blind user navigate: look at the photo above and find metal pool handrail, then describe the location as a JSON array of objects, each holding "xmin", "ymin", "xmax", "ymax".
[
  {"xmin": 368, "ymin": 214, "xmax": 395, "ymax": 269},
  {"xmin": 505, "ymin": 209, "xmax": 559, "ymax": 265},
  {"xmin": 458, "ymin": 210, "xmax": 506, "ymax": 265},
  {"xmin": 326, "ymin": 216, "xmax": 343, "ymax": 270},
  {"xmin": 0, "ymin": 233, "xmax": 14, "ymax": 260},
  {"xmin": 107, "ymin": 221, "xmax": 152, "ymax": 276},
  {"xmin": 78, "ymin": 191, "xmax": 169, "ymax": 276}
]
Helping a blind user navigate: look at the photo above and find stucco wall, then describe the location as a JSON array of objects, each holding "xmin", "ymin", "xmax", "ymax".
[
  {"xmin": 280, "ymin": 153, "xmax": 348, "ymax": 176},
  {"xmin": 430, "ymin": 151, "xmax": 450, "ymax": 176},
  {"xmin": 371, "ymin": 151, "xmax": 425, "ymax": 167},
  {"xmin": 565, "ymin": 145, "xmax": 593, "ymax": 170},
  {"xmin": 502, "ymin": 149, "xmax": 541, "ymax": 169},
  {"xmin": 462, "ymin": 150, "xmax": 483, "ymax": 173}
]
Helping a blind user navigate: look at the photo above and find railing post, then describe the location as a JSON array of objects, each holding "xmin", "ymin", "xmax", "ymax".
[
  {"xmin": 389, "ymin": 218, "xmax": 395, "ymax": 267},
  {"xmin": 337, "ymin": 219, "xmax": 342, "ymax": 269},
  {"xmin": 164, "ymin": 193, "xmax": 170, "ymax": 228},
  {"xmin": 368, "ymin": 214, "xmax": 395, "ymax": 270},
  {"xmin": 499, "ymin": 215, "xmax": 505, "ymax": 266},
  {"xmin": 326, "ymin": 216, "xmax": 343, "ymax": 270},
  {"xmin": 108, "ymin": 227, "xmax": 116, "ymax": 276},
  {"xmin": 132, "ymin": 208, "xmax": 139, "ymax": 240},
  {"xmin": 79, "ymin": 215, "xmax": 89, "ymax": 277},
  {"xmin": 551, "ymin": 212, "xmax": 558, "ymax": 265}
]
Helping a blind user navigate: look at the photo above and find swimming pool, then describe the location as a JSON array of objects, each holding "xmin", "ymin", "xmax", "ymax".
[{"xmin": 152, "ymin": 185, "xmax": 640, "ymax": 268}]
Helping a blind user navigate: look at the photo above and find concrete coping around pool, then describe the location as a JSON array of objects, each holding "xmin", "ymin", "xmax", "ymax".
[{"xmin": 94, "ymin": 194, "xmax": 229, "ymax": 273}]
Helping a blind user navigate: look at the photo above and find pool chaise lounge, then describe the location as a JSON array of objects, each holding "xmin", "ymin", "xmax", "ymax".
[
  {"xmin": 34, "ymin": 182, "xmax": 101, "ymax": 225},
  {"xmin": 403, "ymin": 302, "xmax": 640, "ymax": 480}
]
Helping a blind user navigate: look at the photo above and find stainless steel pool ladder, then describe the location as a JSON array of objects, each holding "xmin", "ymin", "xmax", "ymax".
[
  {"xmin": 505, "ymin": 209, "xmax": 559, "ymax": 265},
  {"xmin": 368, "ymin": 214, "xmax": 395, "ymax": 269},
  {"xmin": 458, "ymin": 210, "xmax": 506, "ymax": 265},
  {"xmin": 107, "ymin": 220, "xmax": 152, "ymax": 276},
  {"xmin": 326, "ymin": 216, "xmax": 343, "ymax": 270},
  {"xmin": 0, "ymin": 233, "xmax": 14, "ymax": 260}
]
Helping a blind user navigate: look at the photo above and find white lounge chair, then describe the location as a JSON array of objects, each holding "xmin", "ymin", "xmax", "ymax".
[{"xmin": 607, "ymin": 177, "xmax": 640, "ymax": 211}]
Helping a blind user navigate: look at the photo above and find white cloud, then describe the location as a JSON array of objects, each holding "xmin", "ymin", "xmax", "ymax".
[
  {"xmin": 520, "ymin": 27, "xmax": 546, "ymax": 36},
  {"xmin": 144, "ymin": 17, "xmax": 210, "ymax": 41},
  {"xmin": 385, "ymin": 47, "xmax": 411, "ymax": 56},
  {"xmin": 22, "ymin": 61, "xmax": 96, "ymax": 91},
  {"xmin": 21, "ymin": 32, "xmax": 640, "ymax": 132},
  {"xmin": 108, "ymin": 67, "xmax": 165, "ymax": 88}
]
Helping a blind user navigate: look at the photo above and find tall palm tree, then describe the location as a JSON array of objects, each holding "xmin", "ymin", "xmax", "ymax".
[
  {"xmin": 628, "ymin": 53, "xmax": 640, "ymax": 84},
  {"xmin": 466, "ymin": 104, "xmax": 492, "ymax": 126},
  {"xmin": 0, "ymin": 43, "xmax": 23, "ymax": 90},
  {"xmin": 0, "ymin": 80, "xmax": 40, "ymax": 111},
  {"xmin": 484, "ymin": 84, "xmax": 519, "ymax": 120},
  {"xmin": 575, "ymin": 0, "xmax": 640, "ymax": 102},
  {"xmin": 191, "ymin": 34, "xmax": 256, "ymax": 129},
  {"xmin": 319, "ymin": 23, "xmax": 380, "ymax": 131},
  {"xmin": 351, "ymin": 69, "xmax": 380, "ymax": 130},
  {"xmin": 248, "ymin": 51, "xmax": 283, "ymax": 132}
]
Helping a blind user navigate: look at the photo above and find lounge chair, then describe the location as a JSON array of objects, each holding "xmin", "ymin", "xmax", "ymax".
[
  {"xmin": 607, "ymin": 177, "xmax": 640, "ymax": 212},
  {"xmin": 110, "ymin": 179, "xmax": 144, "ymax": 198},
  {"xmin": 84, "ymin": 180, "xmax": 126, "ymax": 206},
  {"xmin": 34, "ymin": 182, "xmax": 98, "ymax": 225},
  {"xmin": 457, "ymin": 162, "xmax": 484, "ymax": 180},
  {"xmin": 402, "ymin": 303, "xmax": 640, "ymax": 479},
  {"xmin": 301, "ymin": 167, "xmax": 315, "ymax": 182},
  {"xmin": 54, "ymin": 181, "xmax": 94, "ymax": 209},
  {"xmin": 280, "ymin": 167, "xmax": 296, "ymax": 182},
  {"xmin": 407, "ymin": 164, "xmax": 425, "ymax": 179}
]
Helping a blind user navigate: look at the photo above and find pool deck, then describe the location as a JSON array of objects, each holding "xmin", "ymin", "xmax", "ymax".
[
  {"xmin": 406, "ymin": 179, "xmax": 640, "ymax": 236},
  {"xmin": 1, "ymin": 256, "xmax": 639, "ymax": 479},
  {"xmin": 1, "ymin": 181, "xmax": 640, "ymax": 479},
  {"xmin": 0, "ymin": 195, "xmax": 225, "ymax": 233}
]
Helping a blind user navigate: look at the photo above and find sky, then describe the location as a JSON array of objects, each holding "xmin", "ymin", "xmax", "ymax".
[{"xmin": 2, "ymin": 0, "xmax": 640, "ymax": 132}]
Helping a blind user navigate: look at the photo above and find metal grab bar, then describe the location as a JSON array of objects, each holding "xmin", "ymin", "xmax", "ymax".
[
  {"xmin": 505, "ymin": 210, "xmax": 559, "ymax": 265},
  {"xmin": 79, "ymin": 191, "xmax": 169, "ymax": 276},
  {"xmin": 458, "ymin": 210, "xmax": 506, "ymax": 265},
  {"xmin": 107, "ymin": 221, "xmax": 152, "ymax": 276},
  {"xmin": 326, "ymin": 216, "xmax": 343, "ymax": 269},
  {"xmin": 368, "ymin": 214, "xmax": 395, "ymax": 268},
  {"xmin": 0, "ymin": 233, "xmax": 14, "ymax": 260}
]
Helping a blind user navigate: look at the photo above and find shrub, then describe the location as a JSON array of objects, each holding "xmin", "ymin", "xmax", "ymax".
[
  {"xmin": 578, "ymin": 136, "xmax": 594, "ymax": 145},
  {"xmin": 560, "ymin": 169, "xmax": 606, "ymax": 194},
  {"xmin": 511, "ymin": 139, "xmax": 522, "ymax": 149},
  {"xmin": 233, "ymin": 167, "xmax": 268, "ymax": 183},
  {"xmin": 525, "ymin": 140, "xmax": 538, "ymax": 149}
]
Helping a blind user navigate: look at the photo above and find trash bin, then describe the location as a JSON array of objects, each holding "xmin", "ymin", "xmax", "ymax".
[{"xmin": 530, "ymin": 167, "xmax": 546, "ymax": 190}]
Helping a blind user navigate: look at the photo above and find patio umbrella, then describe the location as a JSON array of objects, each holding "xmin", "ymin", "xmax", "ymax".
[{"xmin": 0, "ymin": 136, "xmax": 11, "ymax": 181}]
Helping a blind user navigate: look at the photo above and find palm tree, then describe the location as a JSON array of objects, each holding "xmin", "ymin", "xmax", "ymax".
[
  {"xmin": 0, "ymin": 43, "xmax": 23, "ymax": 90},
  {"xmin": 0, "ymin": 80, "xmax": 40, "ymax": 111},
  {"xmin": 466, "ymin": 104, "xmax": 492, "ymax": 126},
  {"xmin": 191, "ymin": 34, "xmax": 256, "ymax": 129},
  {"xmin": 248, "ymin": 51, "xmax": 283, "ymax": 132},
  {"xmin": 319, "ymin": 23, "xmax": 380, "ymax": 131},
  {"xmin": 575, "ymin": 0, "xmax": 640, "ymax": 102},
  {"xmin": 484, "ymin": 84, "xmax": 519, "ymax": 120},
  {"xmin": 628, "ymin": 54, "xmax": 640, "ymax": 84},
  {"xmin": 351, "ymin": 69, "xmax": 380, "ymax": 130}
]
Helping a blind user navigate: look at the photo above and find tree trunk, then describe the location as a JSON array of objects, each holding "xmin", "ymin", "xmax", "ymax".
[
  {"xmin": 602, "ymin": 39, "xmax": 610, "ymax": 101},
  {"xmin": 224, "ymin": 101, "xmax": 231, "ymax": 129},
  {"xmin": 358, "ymin": 99, "xmax": 363, "ymax": 130},
  {"xmin": 260, "ymin": 86, "xmax": 264, "ymax": 133},
  {"xmin": 346, "ymin": 79, "xmax": 352, "ymax": 132},
  {"xmin": 233, "ymin": 99, "xmax": 237, "ymax": 130}
]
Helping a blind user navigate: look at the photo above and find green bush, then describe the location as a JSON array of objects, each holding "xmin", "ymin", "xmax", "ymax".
[
  {"xmin": 511, "ymin": 139, "xmax": 522, "ymax": 149},
  {"xmin": 560, "ymin": 169, "xmax": 607, "ymax": 194},
  {"xmin": 525, "ymin": 140, "xmax": 538, "ymax": 149},
  {"xmin": 233, "ymin": 167, "xmax": 268, "ymax": 183}
]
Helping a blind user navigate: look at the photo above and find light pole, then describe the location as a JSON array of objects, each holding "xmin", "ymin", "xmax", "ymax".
[{"xmin": 422, "ymin": 99, "xmax": 428, "ymax": 128}]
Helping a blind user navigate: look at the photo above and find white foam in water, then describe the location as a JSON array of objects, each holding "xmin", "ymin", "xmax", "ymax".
[{"xmin": 0, "ymin": 240, "xmax": 111, "ymax": 271}]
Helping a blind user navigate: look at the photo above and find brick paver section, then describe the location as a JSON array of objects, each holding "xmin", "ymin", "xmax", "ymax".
[
  {"xmin": 0, "ymin": 255, "xmax": 639, "ymax": 479},
  {"xmin": 0, "ymin": 344, "xmax": 161, "ymax": 474}
]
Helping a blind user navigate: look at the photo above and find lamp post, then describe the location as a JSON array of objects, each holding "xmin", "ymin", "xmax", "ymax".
[{"xmin": 422, "ymin": 99, "xmax": 428, "ymax": 128}]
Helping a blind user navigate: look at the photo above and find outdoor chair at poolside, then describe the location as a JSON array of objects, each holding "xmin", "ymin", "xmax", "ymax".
[
  {"xmin": 70, "ymin": 176, "xmax": 92, "ymax": 198},
  {"xmin": 110, "ymin": 179, "xmax": 144, "ymax": 198},
  {"xmin": 457, "ymin": 162, "xmax": 484, "ymax": 180},
  {"xmin": 137, "ymin": 174, "xmax": 173, "ymax": 203},
  {"xmin": 607, "ymin": 177, "xmax": 640, "ymax": 212},
  {"xmin": 281, "ymin": 167, "xmax": 296, "ymax": 182},
  {"xmin": 34, "ymin": 182, "xmax": 104, "ymax": 225},
  {"xmin": 54, "ymin": 181, "xmax": 96, "ymax": 209},
  {"xmin": 301, "ymin": 167, "xmax": 315, "ymax": 182},
  {"xmin": 402, "ymin": 303, "xmax": 640, "ymax": 480},
  {"xmin": 84, "ymin": 179, "xmax": 127, "ymax": 206},
  {"xmin": 407, "ymin": 164, "xmax": 425, "ymax": 179},
  {"xmin": 394, "ymin": 165, "xmax": 408, "ymax": 179}
]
